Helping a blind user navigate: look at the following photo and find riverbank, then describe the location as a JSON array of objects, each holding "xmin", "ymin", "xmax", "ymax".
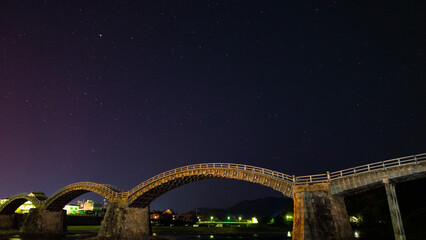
[
  {"xmin": 1, "ymin": 226, "xmax": 290, "ymax": 239},
  {"xmin": 152, "ymin": 225, "xmax": 288, "ymax": 236},
  {"xmin": 67, "ymin": 225, "xmax": 289, "ymax": 235},
  {"xmin": 0, "ymin": 229, "xmax": 19, "ymax": 235}
]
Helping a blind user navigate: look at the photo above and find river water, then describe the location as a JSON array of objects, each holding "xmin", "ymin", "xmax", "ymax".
[
  {"xmin": 153, "ymin": 234, "xmax": 288, "ymax": 240},
  {"xmin": 0, "ymin": 233, "xmax": 288, "ymax": 240}
]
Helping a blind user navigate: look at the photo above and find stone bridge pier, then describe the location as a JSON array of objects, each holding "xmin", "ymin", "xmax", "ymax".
[
  {"xmin": 16, "ymin": 202, "xmax": 151, "ymax": 239},
  {"xmin": 292, "ymin": 183, "xmax": 354, "ymax": 240},
  {"xmin": 98, "ymin": 202, "xmax": 151, "ymax": 240},
  {"xmin": 0, "ymin": 214, "xmax": 18, "ymax": 230},
  {"xmin": 20, "ymin": 208, "xmax": 66, "ymax": 235}
]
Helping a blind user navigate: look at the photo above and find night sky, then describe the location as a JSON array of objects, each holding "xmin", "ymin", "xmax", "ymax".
[{"xmin": 1, "ymin": 1, "xmax": 425, "ymax": 212}]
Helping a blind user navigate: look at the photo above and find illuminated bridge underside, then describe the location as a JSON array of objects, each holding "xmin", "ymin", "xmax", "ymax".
[
  {"xmin": 45, "ymin": 182, "xmax": 120, "ymax": 211},
  {"xmin": 0, "ymin": 194, "xmax": 43, "ymax": 215},
  {"xmin": 128, "ymin": 168, "xmax": 293, "ymax": 207}
]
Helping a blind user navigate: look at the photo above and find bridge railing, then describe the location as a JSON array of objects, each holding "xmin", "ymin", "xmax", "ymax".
[
  {"xmin": 0, "ymin": 193, "xmax": 30, "ymax": 206},
  {"xmin": 103, "ymin": 184, "xmax": 125, "ymax": 193},
  {"xmin": 0, "ymin": 193, "xmax": 45, "ymax": 211},
  {"xmin": 128, "ymin": 154, "xmax": 426, "ymax": 194},
  {"xmin": 4, "ymin": 154, "xmax": 425, "ymax": 201},
  {"xmin": 295, "ymin": 153, "xmax": 426, "ymax": 184},
  {"xmin": 128, "ymin": 163, "xmax": 294, "ymax": 196},
  {"xmin": 295, "ymin": 173, "xmax": 328, "ymax": 184},
  {"xmin": 48, "ymin": 182, "xmax": 120, "ymax": 199}
]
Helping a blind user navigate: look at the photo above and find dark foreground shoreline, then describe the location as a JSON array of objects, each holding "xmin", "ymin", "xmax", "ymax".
[{"xmin": 0, "ymin": 226, "xmax": 289, "ymax": 240}]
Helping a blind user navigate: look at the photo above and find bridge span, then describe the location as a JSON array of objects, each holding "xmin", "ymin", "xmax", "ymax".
[{"xmin": 0, "ymin": 153, "xmax": 425, "ymax": 240}]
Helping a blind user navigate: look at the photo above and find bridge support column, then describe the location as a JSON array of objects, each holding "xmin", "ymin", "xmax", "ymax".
[
  {"xmin": 293, "ymin": 183, "xmax": 353, "ymax": 240},
  {"xmin": 383, "ymin": 178, "xmax": 406, "ymax": 240},
  {"xmin": 21, "ymin": 208, "xmax": 65, "ymax": 235},
  {"xmin": 98, "ymin": 202, "xmax": 151, "ymax": 239},
  {"xmin": 0, "ymin": 214, "xmax": 17, "ymax": 230}
]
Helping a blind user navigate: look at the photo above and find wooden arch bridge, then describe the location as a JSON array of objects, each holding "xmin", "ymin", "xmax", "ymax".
[{"xmin": 0, "ymin": 153, "xmax": 425, "ymax": 240}]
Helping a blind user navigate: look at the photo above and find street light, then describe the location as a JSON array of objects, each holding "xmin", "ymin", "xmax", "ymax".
[{"xmin": 210, "ymin": 216, "xmax": 214, "ymax": 221}]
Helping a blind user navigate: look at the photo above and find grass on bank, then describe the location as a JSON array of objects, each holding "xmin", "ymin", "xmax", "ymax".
[{"xmin": 67, "ymin": 225, "xmax": 101, "ymax": 233}]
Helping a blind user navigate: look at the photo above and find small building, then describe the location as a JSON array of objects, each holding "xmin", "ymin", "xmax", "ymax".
[
  {"xmin": 83, "ymin": 200, "xmax": 94, "ymax": 211},
  {"xmin": 64, "ymin": 204, "xmax": 80, "ymax": 215},
  {"xmin": 163, "ymin": 209, "xmax": 178, "ymax": 220}
]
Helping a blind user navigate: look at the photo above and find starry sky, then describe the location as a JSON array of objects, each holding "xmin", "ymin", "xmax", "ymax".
[{"xmin": 0, "ymin": 1, "xmax": 425, "ymax": 212}]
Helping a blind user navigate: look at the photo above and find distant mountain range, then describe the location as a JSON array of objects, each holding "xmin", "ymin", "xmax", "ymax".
[{"xmin": 189, "ymin": 196, "xmax": 291, "ymax": 218}]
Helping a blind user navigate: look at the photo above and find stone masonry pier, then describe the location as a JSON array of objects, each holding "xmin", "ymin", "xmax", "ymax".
[
  {"xmin": 98, "ymin": 202, "xmax": 151, "ymax": 240},
  {"xmin": 20, "ymin": 208, "xmax": 66, "ymax": 235},
  {"xmin": 0, "ymin": 214, "xmax": 17, "ymax": 230},
  {"xmin": 292, "ymin": 183, "xmax": 354, "ymax": 240}
]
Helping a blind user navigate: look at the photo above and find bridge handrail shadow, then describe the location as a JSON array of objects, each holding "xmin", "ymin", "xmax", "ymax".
[
  {"xmin": 295, "ymin": 153, "xmax": 426, "ymax": 184},
  {"xmin": 127, "ymin": 163, "xmax": 294, "ymax": 196}
]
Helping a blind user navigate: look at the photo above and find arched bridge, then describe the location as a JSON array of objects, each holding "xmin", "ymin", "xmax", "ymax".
[
  {"xmin": 0, "ymin": 153, "xmax": 425, "ymax": 240},
  {"xmin": 0, "ymin": 182, "xmax": 121, "ymax": 215},
  {"xmin": 44, "ymin": 182, "xmax": 121, "ymax": 211},
  {"xmin": 294, "ymin": 153, "xmax": 426, "ymax": 194},
  {"xmin": 0, "ymin": 193, "xmax": 45, "ymax": 215},
  {"xmin": 124, "ymin": 154, "xmax": 426, "ymax": 207},
  {"xmin": 126, "ymin": 163, "xmax": 295, "ymax": 207}
]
